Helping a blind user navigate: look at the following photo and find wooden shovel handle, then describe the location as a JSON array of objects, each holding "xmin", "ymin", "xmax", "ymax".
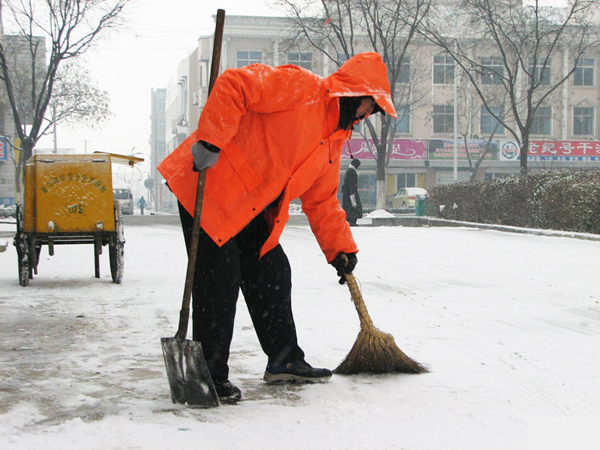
[{"xmin": 176, "ymin": 9, "xmax": 225, "ymax": 341}]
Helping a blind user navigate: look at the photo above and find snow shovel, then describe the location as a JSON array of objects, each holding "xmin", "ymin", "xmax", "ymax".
[{"xmin": 161, "ymin": 9, "xmax": 225, "ymax": 408}]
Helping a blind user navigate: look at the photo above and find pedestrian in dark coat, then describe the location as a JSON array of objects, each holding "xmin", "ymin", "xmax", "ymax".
[{"xmin": 342, "ymin": 158, "xmax": 362, "ymax": 226}]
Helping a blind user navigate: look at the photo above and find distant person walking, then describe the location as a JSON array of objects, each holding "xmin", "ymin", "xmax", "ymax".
[
  {"xmin": 137, "ymin": 196, "xmax": 147, "ymax": 215},
  {"xmin": 342, "ymin": 158, "xmax": 362, "ymax": 226}
]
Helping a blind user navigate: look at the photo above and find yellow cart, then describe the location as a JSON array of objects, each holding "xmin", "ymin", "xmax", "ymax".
[{"xmin": 14, "ymin": 152, "xmax": 143, "ymax": 286}]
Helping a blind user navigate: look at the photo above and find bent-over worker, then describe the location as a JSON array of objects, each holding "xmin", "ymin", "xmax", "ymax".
[{"xmin": 158, "ymin": 52, "xmax": 397, "ymax": 402}]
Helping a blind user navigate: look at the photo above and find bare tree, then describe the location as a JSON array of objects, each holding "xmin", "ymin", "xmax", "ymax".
[
  {"xmin": 276, "ymin": 0, "xmax": 432, "ymax": 209},
  {"xmin": 420, "ymin": 0, "xmax": 599, "ymax": 175},
  {"xmin": 0, "ymin": 0, "xmax": 129, "ymax": 197},
  {"xmin": 50, "ymin": 60, "xmax": 112, "ymax": 131},
  {"xmin": 451, "ymin": 78, "xmax": 508, "ymax": 181}
]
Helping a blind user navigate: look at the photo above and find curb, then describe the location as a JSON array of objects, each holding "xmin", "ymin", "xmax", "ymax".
[{"xmin": 358, "ymin": 215, "xmax": 600, "ymax": 242}]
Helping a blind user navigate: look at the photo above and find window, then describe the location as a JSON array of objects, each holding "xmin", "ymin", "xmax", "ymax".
[
  {"xmin": 236, "ymin": 50, "xmax": 263, "ymax": 68},
  {"xmin": 574, "ymin": 58, "xmax": 594, "ymax": 87},
  {"xmin": 399, "ymin": 56, "xmax": 410, "ymax": 84},
  {"xmin": 287, "ymin": 51, "xmax": 313, "ymax": 71},
  {"xmin": 481, "ymin": 56, "xmax": 504, "ymax": 85},
  {"xmin": 199, "ymin": 63, "xmax": 206, "ymax": 87},
  {"xmin": 480, "ymin": 105, "xmax": 504, "ymax": 135},
  {"xmin": 528, "ymin": 58, "xmax": 551, "ymax": 86},
  {"xmin": 396, "ymin": 173, "xmax": 416, "ymax": 190},
  {"xmin": 573, "ymin": 106, "xmax": 594, "ymax": 135},
  {"xmin": 392, "ymin": 105, "xmax": 410, "ymax": 134},
  {"xmin": 433, "ymin": 104, "xmax": 454, "ymax": 133},
  {"xmin": 531, "ymin": 106, "xmax": 552, "ymax": 135},
  {"xmin": 433, "ymin": 54, "xmax": 454, "ymax": 84}
]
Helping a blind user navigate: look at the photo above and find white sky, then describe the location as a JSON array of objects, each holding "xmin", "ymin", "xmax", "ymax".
[{"xmin": 35, "ymin": 0, "xmax": 282, "ymax": 161}]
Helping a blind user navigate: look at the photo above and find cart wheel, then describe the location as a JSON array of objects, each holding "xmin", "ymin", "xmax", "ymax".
[
  {"xmin": 110, "ymin": 201, "xmax": 125, "ymax": 284},
  {"xmin": 14, "ymin": 204, "xmax": 30, "ymax": 287}
]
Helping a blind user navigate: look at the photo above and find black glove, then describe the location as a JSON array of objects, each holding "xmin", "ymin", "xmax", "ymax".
[
  {"xmin": 331, "ymin": 252, "xmax": 357, "ymax": 285},
  {"xmin": 191, "ymin": 140, "xmax": 220, "ymax": 171}
]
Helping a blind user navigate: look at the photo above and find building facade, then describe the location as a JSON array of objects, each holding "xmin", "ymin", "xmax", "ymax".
[
  {"xmin": 153, "ymin": 11, "xmax": 600, "ymax": 210},
  {"xmin": 149, "ymin": 88, "xmax": 169, "ymax": 211}
]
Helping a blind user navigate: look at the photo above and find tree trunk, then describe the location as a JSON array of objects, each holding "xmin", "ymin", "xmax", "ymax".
[
  {"xmin": 520, "ymin": 135, "xmax": 529, "ymax": 175},
  {"xmin": 376, "ymin": 179, "xmax": 387, "ymax": 210},
  {"xmin": 470, "ymin": 149, "xmax": 488, "ymax": 182},
  {"xmin": 14, "ymin": 138, "xmax": 34, "ymax": 200},
  {"xmin": 376, "ymin": 143, "xmax": 387, "ymax": 210}
]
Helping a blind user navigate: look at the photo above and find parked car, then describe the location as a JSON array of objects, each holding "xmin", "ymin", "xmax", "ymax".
[{"xmin": 388, "ymin": 187, "xmax": 428, "ymax": 210}]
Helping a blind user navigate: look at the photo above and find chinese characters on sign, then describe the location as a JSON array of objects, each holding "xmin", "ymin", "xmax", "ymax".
[
  {"xmin": 342, "ymin": 139, "xmax": 427, "ymax": 160},
  {"xmin": 342, "ymin": 138, "xmax": 498, "ymax": 160},
  {"xmin": 499, "ymin": 140, "xmax": 600, "ymax": 161},
  {"xmin": 342, "ymin": 138, "xmax": 600, "ymax": 162},
  {"xmin": 40, "ymin": 172, "xmax": 108, "ymax": 194}
]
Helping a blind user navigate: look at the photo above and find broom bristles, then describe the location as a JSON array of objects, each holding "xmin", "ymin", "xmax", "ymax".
[
  {"xmin": 333, "ymin": 329, "xmax": 427, "ymax": 375},
  {"xmin": 334, "ymin": 327, "xmax": 428, "ymax": 374},
  {"xmin": 334, "ymin": 273, "xmax": 428, "ymax": 375}
]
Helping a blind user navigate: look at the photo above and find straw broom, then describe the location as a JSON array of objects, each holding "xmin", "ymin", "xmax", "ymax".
[{"xmin": 334, "ymin": 273, "xmax": 428, "ymax": 375}]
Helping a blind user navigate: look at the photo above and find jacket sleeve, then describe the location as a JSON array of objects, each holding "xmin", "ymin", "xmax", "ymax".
[
  {"xmin": 196, "ymin": 64, "xmax": 323, "ymax": 149},
  {"xmin": 300, "ymin": 147, "xmax": 358, "ymax": 263}
]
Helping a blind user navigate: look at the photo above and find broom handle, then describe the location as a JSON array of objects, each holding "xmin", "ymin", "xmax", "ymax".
[{"xmin": 345, "ymin": 273, "xmax": 376, "ymax": 332}]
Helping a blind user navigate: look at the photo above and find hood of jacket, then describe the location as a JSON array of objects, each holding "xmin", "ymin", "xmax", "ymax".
[{"xmin": 327, "ymin": 52, "xmax": 397, "ymax": 118}]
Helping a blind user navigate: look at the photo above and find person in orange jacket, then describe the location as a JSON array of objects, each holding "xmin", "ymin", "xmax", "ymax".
[{"xmin": 158, "ymin": 52, "xmax": 396, "ymax": 402}]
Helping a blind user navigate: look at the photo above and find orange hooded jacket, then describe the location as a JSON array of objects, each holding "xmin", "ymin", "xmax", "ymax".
[{"xmin": 158, "ymin": 52, "xmax": 396, "ymax": 263}]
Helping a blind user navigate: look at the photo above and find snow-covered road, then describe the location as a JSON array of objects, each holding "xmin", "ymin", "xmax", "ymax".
[{"xmin": 1, "ymin": 220, "xmax": 599, "ymax": 450}]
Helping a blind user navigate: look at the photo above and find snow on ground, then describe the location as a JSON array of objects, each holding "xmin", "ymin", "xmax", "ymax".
[{"xmin": 0, "ymin": 219, "xmax": 599, "ymax": 450}]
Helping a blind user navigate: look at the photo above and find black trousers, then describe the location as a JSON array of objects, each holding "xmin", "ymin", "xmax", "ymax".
[{"xmin": 178, "ymin": 202, "xmax": 305, "ymax": 381}]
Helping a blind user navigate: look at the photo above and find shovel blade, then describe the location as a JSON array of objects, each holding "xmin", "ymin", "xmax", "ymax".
[{"xmin": 161, "ymin": 337, "xmax": 220, "ymax": 407}]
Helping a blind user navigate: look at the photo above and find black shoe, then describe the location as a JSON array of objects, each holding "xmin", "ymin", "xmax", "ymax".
[
  {"xmin": 213, "ymin": 380, "xmax": 242, "ymax": 403},
  {"xmin": 264, "ymin": 360, "xmax": 332, "ymax": 383}
]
